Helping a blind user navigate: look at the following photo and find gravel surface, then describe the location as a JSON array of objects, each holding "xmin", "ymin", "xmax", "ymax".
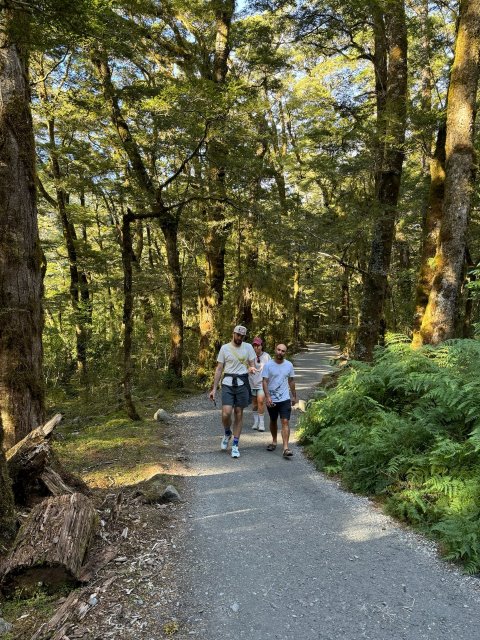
[{"xmin": 170, "ymin": 343, "xmax": 480, "ymax": 640}]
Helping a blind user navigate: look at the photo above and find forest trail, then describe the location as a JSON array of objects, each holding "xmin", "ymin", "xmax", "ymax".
[{"xmin": 170, "ymin": 343, "xmax": 480, "ymax": 640}]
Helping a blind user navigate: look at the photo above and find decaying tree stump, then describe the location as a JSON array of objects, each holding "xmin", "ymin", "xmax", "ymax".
[
  {"xmin": 5, "ymin": 413, "xmax": 90, "ymax": 504},
  {"xmin": 1, "ymin": 493, "xmax": 98, "ymax": 595}
]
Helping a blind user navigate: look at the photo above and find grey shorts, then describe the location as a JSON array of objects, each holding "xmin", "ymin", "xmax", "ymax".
[
  {"xmin": 222, "ymin": 383, "xmax": 250, "ymax": 408},
  {"xmin": 251, "ymin": 388, "xmax": 265, "ymax": 397}
]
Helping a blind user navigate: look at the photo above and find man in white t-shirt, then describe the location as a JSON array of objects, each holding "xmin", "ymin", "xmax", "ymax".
[
  {"xmin": 209, "ymin": 325, "xmax": 256, "ymax": 459},
  {"xmin": 262, "ymin": 343, "xmax": 297, "ymax": 459}
]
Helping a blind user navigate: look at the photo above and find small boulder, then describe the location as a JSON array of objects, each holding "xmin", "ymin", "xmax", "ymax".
[
  {"xmin": 140, "ymin": 474, "xmax": 166, "ymax": 503},
  {"xmin": 161, "ymin": 484, "xmax": 181, "ymax": 503},
  {"xmin": 154, "ymin": 408, "xmax": 170, "ymax": 422},
  {"xmin": 0, "ymin": 618, "xmax": 13, "ymax": 635}
]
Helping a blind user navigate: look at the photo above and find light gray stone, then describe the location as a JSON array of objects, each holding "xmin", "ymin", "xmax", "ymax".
[
  {"xmin": 0, "ymin": 618, "xmax": 13, "ymax": 635},
  {"xmin": 161, "ymin": 484, "xmax": 181, "ymax": 503},
  {"xmin": 154, "ymin": 408, "xmax": 170, "ymax": 422}
]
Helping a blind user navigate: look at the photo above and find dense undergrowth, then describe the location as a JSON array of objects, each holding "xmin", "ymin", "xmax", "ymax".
[{"xmin": 298, "ymin": 337, "xmax": 480, "ymax": 574}]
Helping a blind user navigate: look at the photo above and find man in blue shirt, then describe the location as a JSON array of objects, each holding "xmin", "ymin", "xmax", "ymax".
[{"xmin": 262, "ymin": 344, "xmax": 297, "ymax": 458}]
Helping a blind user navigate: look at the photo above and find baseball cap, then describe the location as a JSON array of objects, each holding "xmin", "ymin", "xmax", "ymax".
[
  {"xmin": 252, "ymin": 336, "xmax": 263, "ymax": 345},
  {"xmin": 233, "ymin": 325, "xmax": 247, "ymax": 335}
]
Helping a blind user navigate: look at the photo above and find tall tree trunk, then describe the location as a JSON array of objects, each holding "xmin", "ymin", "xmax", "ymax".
[
  {"xmin": 411, "ymin": 123, "xmax": 446, "ymax": 347},
  {"xmin": 0, "ymin": 415, "xmax": 16, "ymax": 544},
  {"xmin": 420, "ymin": 0, "xmax": 480, "ymax": 344},
  {"xmin": 198, "ymin": 0, "xmax": 235, "ymax": 377},
  {"xmin": 354, "ymin": 0, "xmax": 408, "ymax": 361},
  {"xmin": 372, "ymin": 4, "xmax": 388, "ymax": 194},
  {"xmin": 462, "ymin": 247, "xmax": 476, "ymax": 337},
  {"xmin": 45, "ymin": 117, "xmax": 91, "ymax": 381},
  {"xmin": 0, "ymin": 10, "xmax": 45, "ymax": 448},
  {"xmin": 92, "ymin": 52, "xmax": 184, "ymax": 384},
  {"xmin": 121, "ymin": 214, "xmax": 141, "ymax": 420},
  {"xmin": 161, "ymin": 219, "xmax": 184, "ymax": 382},
  {"xmin": 339, "ymin": 265, "xmax": 351, "ymax": 327},
  {"xmin": 292, "ymin": 259, "xmax": 301, "ymax": 346}
]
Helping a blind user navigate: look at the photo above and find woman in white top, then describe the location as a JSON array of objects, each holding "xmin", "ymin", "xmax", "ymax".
[{"xmin": 249, "ymin": 336, "xmax": 270, "ymax": 431}]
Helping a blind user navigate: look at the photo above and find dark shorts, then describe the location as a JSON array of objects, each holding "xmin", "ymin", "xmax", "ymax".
[
  {"xmin": 267, "ymin": 399, "xmax": 292, "ymax": 421},
  {"xmin": 222, "ymin": 383, "xmax": 250, "ymax": 408}
]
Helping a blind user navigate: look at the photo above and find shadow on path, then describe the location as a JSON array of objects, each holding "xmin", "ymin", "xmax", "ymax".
[{"xmin": 173, "ymin": 343, "xmax": 480, "ymax": 640}]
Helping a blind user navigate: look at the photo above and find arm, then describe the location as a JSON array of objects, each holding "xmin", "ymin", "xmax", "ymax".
[
  {"xmin": 209, "ymin": 362, "xmax": 224, "ymax": 401},
  {"xmin": 247, "ymin": 345, "xmax": 256, "ymax": 374},
  {"xmin": 263, "ymin": 377, "xmax": 274, "ymax": 407},
  {"xmin": 288, "ymin": 377, "xmax": 297, "ymax": 405}
]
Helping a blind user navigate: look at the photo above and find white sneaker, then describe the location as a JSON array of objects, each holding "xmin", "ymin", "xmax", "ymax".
[
  {"xmin": 221, "ymin": 434, "xmax": 231, "ymax": 450},
  {"xmin": 258, "ymin": 421, "xmax": 265, "ymax": 432},
  {"xmin": 252, "ymin": 414, "xmax": 259, "ymax": 430},
  {"xmin": 252, "ymin": 423, "xmax": 259, "ymax": 430},
  {"xmin": 231, "ymin": 444, "xmax": 240, "ymax": 458}
]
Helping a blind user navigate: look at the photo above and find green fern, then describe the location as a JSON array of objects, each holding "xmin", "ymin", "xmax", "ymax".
[{"xmin": 299, "ymin": 338, "xmax": 480, "ymax": 572}]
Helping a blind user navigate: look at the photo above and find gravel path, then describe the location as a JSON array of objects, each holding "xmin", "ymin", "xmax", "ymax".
[{"xmin": 172, "ymin": 343, "xmax": 480, "ymax": 640}]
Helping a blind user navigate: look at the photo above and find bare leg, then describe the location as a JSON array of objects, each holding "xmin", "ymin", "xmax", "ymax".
[
  {"xmin": 232, "ymin": 406, "xmax": 244, "ymax": 439},
  {"xmin": 281, "ymin": 418, "xmax": 290, "ymax": 452},
  {"xmin": 269, "ymin": 418, "xmax": 278, "ymax": 446},
  {"xmin": 252, "ymin": 395, "xmax": 259, "ymax": 428},
  {"xmin": 222, "ymin": 405, "xmax": 233, "ymax": 430},
  {"xmin": 257, "ymin": 393, "xmax": 265, "ymax": 417}
]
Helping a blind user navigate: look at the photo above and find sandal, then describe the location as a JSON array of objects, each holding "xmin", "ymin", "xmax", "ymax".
[
  {"xmin": 283, "ymin": 449, "xmax": 293, "ymax": 458},
  {"xmin": 266, "ymin": 443, "xmax": 277, "ymax": 451}
]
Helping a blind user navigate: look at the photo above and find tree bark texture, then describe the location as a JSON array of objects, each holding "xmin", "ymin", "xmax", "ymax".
[
  {"xmin": 1, "ymin": 493, "xmax": 98, "ymax": 595},
  {"xmin": 354, "ymin": 0, "xmax": 408, "ymax": 361},
  {"xmin": 0, "ymin": 10, "xmax": 45, "ymax": 448},
  {"xmin": 420, "ymin": 0, "xmax": 480, "ymax": 345},
  {"xmin": 372, "ymin": 4, "xmax": 388, "ymax": 193},
  {"xmin": 6, "ymin": 413, "xmax": 90, "ymax": 505},
  {"xmin": 411, "ymin": 123, "xmax": 446, "ymax": 347},
  {"xmin": 0, "ymin": 415, "xmax": 15, "ymax": 544},
  {"xmin": 160, "ymin": 219, "xmax": 184, "ymax": 382},
  {"xmin": 121, "ymin": 216, "xmax": 141, "ymax": 420}
]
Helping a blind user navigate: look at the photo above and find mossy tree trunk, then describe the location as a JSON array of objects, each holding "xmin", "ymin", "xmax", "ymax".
[
  {"xmin": 420, "ymin": 0, "xmax": 480, "ymax": 345},
  {"xmin": 121, "ymin": 214, "xmax": 141, "ymax": 421},
  {"xmin": 354, "ymin": 0, "xmax": 408, "ymax": 361},
  {"xmin": 0, "ymin": 415, "xmax": 16, "ymax": 545},
  {"xmin": 0, "ymin": 9, "xmax": 45, "ymax": 448},
  {"xmin": 411, "ymin": 123, "xmax": 446, "ymax": 347}
]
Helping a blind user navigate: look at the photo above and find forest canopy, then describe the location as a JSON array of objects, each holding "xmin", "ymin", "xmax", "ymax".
[{"xmin": 1, "ymin": 0, "xmax": 480, "ymax": 427}]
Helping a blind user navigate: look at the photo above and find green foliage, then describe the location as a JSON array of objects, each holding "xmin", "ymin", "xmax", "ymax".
[{"xmin": 298, "ymin": 338, "xmax": 480, "ymax": 572}]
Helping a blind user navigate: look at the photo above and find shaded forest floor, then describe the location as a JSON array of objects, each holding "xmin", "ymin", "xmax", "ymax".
[{"xmin": 1, "ymin": 384, "xmax": 200, "ymax": 639}]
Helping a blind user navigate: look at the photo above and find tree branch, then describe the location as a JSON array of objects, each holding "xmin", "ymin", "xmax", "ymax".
[
  {"xmin": 36, "ymin": 177, "xmax": 57, "ymax": 208},
  {"xmin": 317, "ymin": 251, "xmax": 369, "ymax": 277},
  {"xmin": 159, "ymin": 121, "xmax": 210, "ymax": 192}
]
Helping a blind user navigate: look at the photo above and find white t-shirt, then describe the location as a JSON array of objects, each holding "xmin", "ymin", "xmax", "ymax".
[
  {"xmin": 217, "ymin": 342, "xmax": 255, "ymax": 387},
  {"xmin": 262, "ymin": 359, "xmax": 295, "ymax": 402},
  {"xmin": 249, "ymin": 351, "xmax": 271, "ymax": 389}
]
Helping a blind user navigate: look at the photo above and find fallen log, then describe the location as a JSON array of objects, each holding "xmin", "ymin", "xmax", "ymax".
[
  {"xmin": 6, "ymin": 414, "xmax": 62, "ymax": 504},
  {"xmin": 6, "ymin": 413, "xmax": 62, "ymax": 461},
  {"xmin": 5, "ymin": 414, "xmax": 90, "ymax": 504},
  {"xmin": 1, "ymin": 493, "xmax": 98, "ymax": 596}
]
